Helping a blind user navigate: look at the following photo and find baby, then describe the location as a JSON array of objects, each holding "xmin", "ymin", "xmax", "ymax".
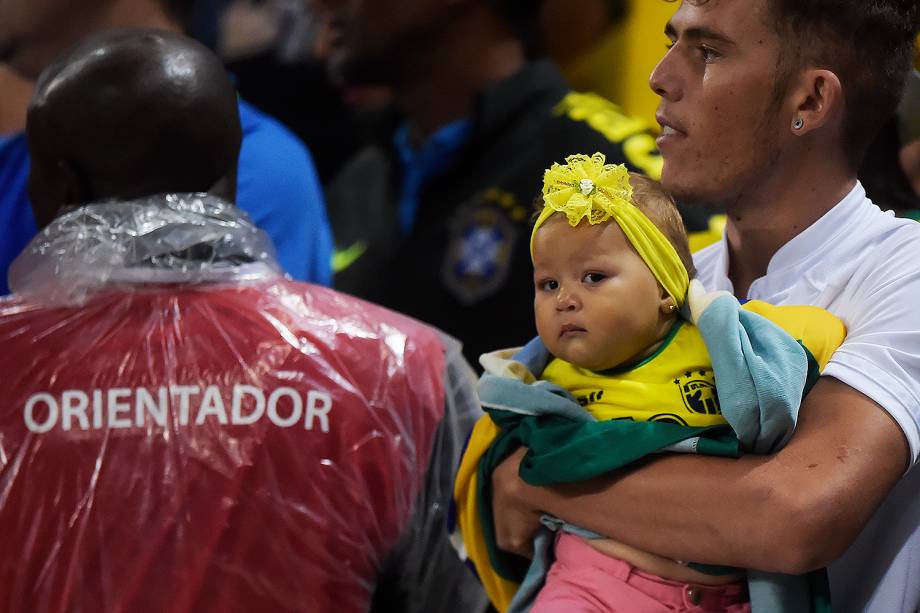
[
  {"xmin": 530, "ymin": 156, "xmax": 748, "ymax": 610},
  {"xmin": 453, "ymin": 152, "xmax": 845, "ymax": 613}
]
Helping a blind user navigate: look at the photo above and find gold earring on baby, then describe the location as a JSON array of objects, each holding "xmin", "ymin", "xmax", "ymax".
[{"xmin": 793, "ymin": 117, "xmax": 805, "ymax": 130}]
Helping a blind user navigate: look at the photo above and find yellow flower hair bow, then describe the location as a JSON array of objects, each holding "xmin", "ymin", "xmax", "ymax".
[{"xmin": 530, "ymin": 152, "xmax": 689, "ymax": 306}]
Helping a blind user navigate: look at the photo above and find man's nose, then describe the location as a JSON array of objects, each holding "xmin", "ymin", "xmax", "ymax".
[{"xmin": 649, "ymin": 47, "xmax": 683, "ymax": 102}]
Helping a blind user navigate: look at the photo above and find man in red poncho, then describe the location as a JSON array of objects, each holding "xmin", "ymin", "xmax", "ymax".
[{"xmin": 0, "ymin": 29, "xmax": 482, "ymax": 613}]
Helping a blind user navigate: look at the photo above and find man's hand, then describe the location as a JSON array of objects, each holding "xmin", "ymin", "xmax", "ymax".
[{"xmin": 491, "ymin": 447, "xmax": 543, "ymax": 559}]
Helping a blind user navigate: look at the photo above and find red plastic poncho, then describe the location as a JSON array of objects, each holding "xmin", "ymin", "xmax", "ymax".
[{"xmin": 0, "ymin": 195, "xmax": 482, "ymax": 612}]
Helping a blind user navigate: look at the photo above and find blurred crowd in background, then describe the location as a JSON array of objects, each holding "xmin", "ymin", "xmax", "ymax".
[
  {"xmin": 2, "ymin": 0, "xmax": 918, "ymax": 367},
  {"xmin": 198, "ymin": 0, "xmax": 920, "ymax": 210}
]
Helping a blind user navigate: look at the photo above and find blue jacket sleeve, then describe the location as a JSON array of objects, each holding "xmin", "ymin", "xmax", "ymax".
[{"xmin": 235, "ymin": 99, "xmax": 333, "ymax": 285}]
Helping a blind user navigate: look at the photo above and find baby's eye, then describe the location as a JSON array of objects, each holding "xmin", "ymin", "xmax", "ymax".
[
  {"xmin": 583, "ymin": 272, "xmax": 606, "ymax": 284},
  {"xmin": 538, "ymin": 279, "xmax": 559, "ymax": 291}
]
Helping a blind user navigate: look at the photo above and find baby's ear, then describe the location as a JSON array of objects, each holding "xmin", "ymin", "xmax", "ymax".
[{"xmin": 658, "ymin": 286, "xmax": 676, "ymax": 315}]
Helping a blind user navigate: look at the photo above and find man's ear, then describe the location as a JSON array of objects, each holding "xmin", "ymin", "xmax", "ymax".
[
  {"xmin": 56, "ymin": 159, "xmax": 91, "ymax": 206},
  {"xmin": 28, "ymin": 157, "xmax": 91, "ymax": 229},
  {"xmin": 787, "ymin": 69, "xmax": 844, "ymax": 136}
]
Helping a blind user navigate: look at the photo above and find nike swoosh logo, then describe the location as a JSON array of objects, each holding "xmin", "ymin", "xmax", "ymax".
[{"xmin": 332, "ymin": 241, "xmax": 368, "ymax": 273}]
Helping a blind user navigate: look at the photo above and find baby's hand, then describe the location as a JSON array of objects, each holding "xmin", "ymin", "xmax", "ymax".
[{"xmin": 686, "ymin": 279, "xmax": 734, "ymax": 325}]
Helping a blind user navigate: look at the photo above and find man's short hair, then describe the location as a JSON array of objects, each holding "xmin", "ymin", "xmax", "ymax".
[
  {"xmin": 772, "ymin": 0, "xmax": 919, "ymax": 160},
  {"xmin": 679, "ymin": 0, "xmax": 920, "ymax": 164}
]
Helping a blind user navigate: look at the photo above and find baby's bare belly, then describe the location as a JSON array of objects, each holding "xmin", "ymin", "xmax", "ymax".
[{"xmin": 584, "ymin": 537, "xmax": 745, "ymax": 585}]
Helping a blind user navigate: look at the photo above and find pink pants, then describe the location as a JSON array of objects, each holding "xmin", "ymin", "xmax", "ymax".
[{"xmin": 531, "ymin": 533, "xmax": 752, "ymax": 613}]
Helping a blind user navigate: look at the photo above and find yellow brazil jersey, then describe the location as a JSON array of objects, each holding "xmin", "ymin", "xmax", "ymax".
[
  {"xmin": 542, "ymin": 320, "xmax": 725, "ymax": 427},
  {"xmin": 741, "ymin": 301, "xmax": 843, "ymax": 371}
]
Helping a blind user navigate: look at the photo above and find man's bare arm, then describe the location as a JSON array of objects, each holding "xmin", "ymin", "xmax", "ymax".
[{"xmin": 492, "ymin": 377, "xmax": 908, "ymax": 574}]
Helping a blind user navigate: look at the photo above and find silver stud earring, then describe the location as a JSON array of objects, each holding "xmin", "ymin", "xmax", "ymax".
[{"xmin": 793, "ymin": 118, "xmax": 805, "ymax": 130}]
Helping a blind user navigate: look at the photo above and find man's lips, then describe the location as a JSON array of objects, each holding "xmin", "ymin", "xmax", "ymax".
[
  {"xmin": 656, "ymin": 112, "xmax": 686, "ymax": 135},
  {"xmin": 656, "ymin": 112, "xmax": 687, "ymax": 148}
]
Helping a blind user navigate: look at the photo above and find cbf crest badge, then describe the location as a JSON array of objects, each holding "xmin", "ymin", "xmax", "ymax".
[
  {"xmin": 442, "ymin": 189, "xmax": 523, "ymax": 304},
  {"xmin": 674, "ymin": 369, "xmax": 721, "ymax": 415}
]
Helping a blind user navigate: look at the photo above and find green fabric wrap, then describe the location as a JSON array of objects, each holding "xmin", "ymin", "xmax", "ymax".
[
  {"xmin": 476, "ymin": 410, "xmax": 740, "ymax": 581},
  {"xmin": 475, "ymin": 406, "xmax": 832, "ymax": 613}
]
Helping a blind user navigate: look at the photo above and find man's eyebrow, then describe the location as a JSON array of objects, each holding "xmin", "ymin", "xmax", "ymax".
[{"xmin": 664, "ymin": 22, "xmax": 736, "ymax": 46}]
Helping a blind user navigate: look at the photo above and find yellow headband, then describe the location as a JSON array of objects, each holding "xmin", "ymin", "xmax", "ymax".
[{"xmin": 530, "ymin": 152, "xmax": 689, "ymax": 307}]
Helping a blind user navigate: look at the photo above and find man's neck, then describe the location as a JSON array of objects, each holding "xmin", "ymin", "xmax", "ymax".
[
  {"xmin": 397, "ymin": 10, "xmax": 525, "ymax": 143},
  {"xmin": 103, "ymin": 0, "xmax": 182, "ymax": 34},
  {"xmin": 724, "ymin": 156, "xmax": 857, "ymax": 297}
]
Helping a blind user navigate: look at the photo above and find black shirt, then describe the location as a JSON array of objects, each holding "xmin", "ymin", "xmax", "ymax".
[{"xmin": 328, "ymin": 60, "xmax": 667, "ymax": 366}]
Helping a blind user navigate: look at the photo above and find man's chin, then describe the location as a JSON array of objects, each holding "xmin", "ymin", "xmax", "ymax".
[{"xmin": 659, "ymin": 169, "xmax": 718, "ymax": 209}]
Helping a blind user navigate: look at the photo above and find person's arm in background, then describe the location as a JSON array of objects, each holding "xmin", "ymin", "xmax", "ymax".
[
  {"xmin": 235, "ymin": 98, "xmax": 333, "ymax": 285},
  {"xmin": 372, "ymin": 334, "xmax": 488, "ymax": 613},
  {"xmin": 493, "ymin": 376, "xmax": 907, "ymax": 575}
]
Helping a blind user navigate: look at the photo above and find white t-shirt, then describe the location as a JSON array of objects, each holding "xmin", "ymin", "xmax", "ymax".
[{"xmin": 694, "ymin": 182, "xmax": 920, "ymax": 613}]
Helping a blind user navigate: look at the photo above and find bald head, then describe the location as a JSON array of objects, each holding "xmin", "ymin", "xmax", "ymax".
[{"xmin": 26, "ymin": 29, "xmax": 242, "ymax": 228}]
